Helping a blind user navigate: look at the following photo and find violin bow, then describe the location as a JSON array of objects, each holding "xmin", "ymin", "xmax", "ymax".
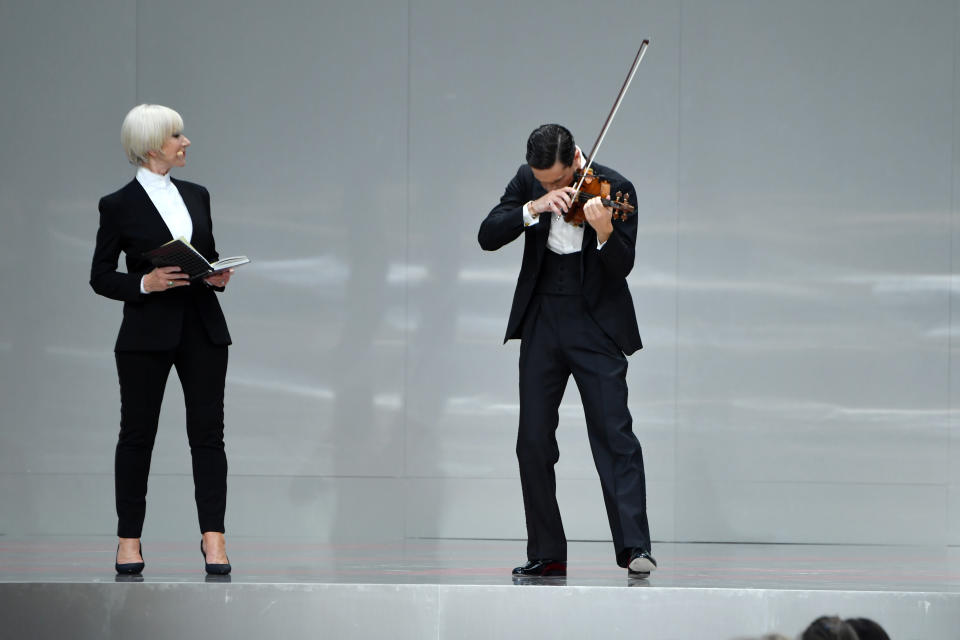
[{"xmin": 572, "ymin": 40, "xmax": 650, "ymax": 199}]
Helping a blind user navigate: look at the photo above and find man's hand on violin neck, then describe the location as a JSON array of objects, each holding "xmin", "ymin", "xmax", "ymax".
[
  {"xmin": 530, "ymin": 187, "xmax": 577, "ymax": 218},
  {"xmin": 584, "ymin": 196, "xmax": 614, "ymax": 243}
]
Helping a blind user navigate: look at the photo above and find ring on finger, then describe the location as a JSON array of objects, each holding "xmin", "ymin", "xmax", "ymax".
[{"xmin": 167, "ymin": 280, "xmax": 174, "ymax": 287}]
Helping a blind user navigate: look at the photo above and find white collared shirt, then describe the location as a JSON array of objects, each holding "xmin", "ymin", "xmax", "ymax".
[
  {"xmin": 137, "ymin": 166, "xmax": 193, "ymax": 242},
  {"xmin": 136, "ymin": 166, "xmax": 193, "ymax": 294},
  {"xmin": 520, "ymin": 148, "xmax": 606, "ymax": 253}
]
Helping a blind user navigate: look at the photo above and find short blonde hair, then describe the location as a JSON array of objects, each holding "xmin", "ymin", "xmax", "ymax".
[{"xmin": 120, "ymin": 104, "xmax": 184, "ymax": 166}]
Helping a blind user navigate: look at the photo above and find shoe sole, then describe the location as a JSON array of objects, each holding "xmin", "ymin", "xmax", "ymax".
[
  {"xmin": 628, "ymin": 556, "xmax": 656, "ymax": 574},
  {"xmin": 115, "ymin": 565, "xmax": 143, "ymax": 575},
  {"xmin": 511, "ymin": 567, "xmax": 566, "ymax": 577}
]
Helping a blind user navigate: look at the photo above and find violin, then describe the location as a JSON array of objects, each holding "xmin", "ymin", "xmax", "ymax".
[
  {"xmin": 565, "ymin": 39, "xmax": 649, "ymax": 227},
  {"xmin": 563, "ymin": 168, "xmax": 635, "ymax": 226}
]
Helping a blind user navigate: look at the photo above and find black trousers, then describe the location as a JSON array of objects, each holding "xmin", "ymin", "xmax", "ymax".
[
  {"xmin": 518, "ymin": 294, "xmax": 650, "ymax": 567},
  {"xmin": 114, "ymin": 302, "xmax": 228, "ymax": 538}
]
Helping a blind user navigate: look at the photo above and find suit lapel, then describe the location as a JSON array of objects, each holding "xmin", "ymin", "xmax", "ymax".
[
  {"xmin": 172, "ymin": 179, "xmax": 204, "ymax": 239},
  {"xmin": 126, "ymin": 179, "xmax": 174, "ymax": 243},
  {"xmin": 171, "ymin": 178, "xmax": 212, "ymax": 260},
  {"xmin": 581, "ymin": 223, "xmax": 593, "ymax": 252},
  {"xmin": 529, "ymin": 178, "xmax": 550, "ymax": 262}
]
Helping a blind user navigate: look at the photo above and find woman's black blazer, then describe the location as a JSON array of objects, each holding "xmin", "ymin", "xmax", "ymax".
[{"xmin": 90, "ymin": 177, "xmax": 232, "ymax": 352}]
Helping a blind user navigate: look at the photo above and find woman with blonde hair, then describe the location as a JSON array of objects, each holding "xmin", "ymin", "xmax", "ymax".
[{"xmin": 91, "ymin": 104, "xmax": 235, "ymax": 575}]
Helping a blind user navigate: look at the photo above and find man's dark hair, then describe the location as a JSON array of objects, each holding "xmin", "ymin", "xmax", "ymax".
[
  {"xmin": 844, "ymin": 618, "xmax": 889, "ymax": 640},
  {"xmin": 801, "ymin": 616, "xmax": 859, "ymax": 640},
  {"xmin": 526, "ymin": 124, "xmax": 575, "ymax": 169}
]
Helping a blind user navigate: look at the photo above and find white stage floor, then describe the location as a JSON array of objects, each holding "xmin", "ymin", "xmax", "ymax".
[{"xmin": 2, "ymin": 538, "xmax": 957, "ymax": 638}]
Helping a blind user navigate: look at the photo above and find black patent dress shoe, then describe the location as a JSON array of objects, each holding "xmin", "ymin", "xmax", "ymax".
[
  {"xmin": 201, "ymin": 541, "xmax": 232, "ymax": 575},
  {"xmin": 115, "ymin": 543, "xmax": 144, "ymax": 575},
  {"xmin": 512, "ymin": 559, "xmax": 567, "ymax": 577},
  {"xmin": 627, "ymin": 549, "xmax": 657, "ymax": 577}
]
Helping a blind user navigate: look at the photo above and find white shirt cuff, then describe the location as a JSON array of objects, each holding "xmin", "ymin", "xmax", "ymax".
[
  {"xmin": 140, "ymin": 275, "xmax": 149, "ymax": 294},
  {"xmin": 522, "ymin": 203, "xmax": 540, "ymax": 227},
  {"xmin": 596, "ymin": 239, "xmax": 607, "ymax": 250}
]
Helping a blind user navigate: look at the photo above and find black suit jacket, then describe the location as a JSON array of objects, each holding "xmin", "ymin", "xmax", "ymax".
[
  {"xmin": 478, "ymin": 162, "xmax": 642, "ymax": 355},
  {"xmin": 90, "ymin": 177, "xmax": 232, "ymax": 351}
]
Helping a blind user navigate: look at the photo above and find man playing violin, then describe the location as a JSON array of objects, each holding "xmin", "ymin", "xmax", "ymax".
[{"xmin": 479, "ymin": 123, "xmax": 655, "ymax": 578}]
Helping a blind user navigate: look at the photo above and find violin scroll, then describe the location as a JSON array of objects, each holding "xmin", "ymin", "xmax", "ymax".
[{"xmin": 612, "ymin": 192, "xmax": 631, "ymax": 222}]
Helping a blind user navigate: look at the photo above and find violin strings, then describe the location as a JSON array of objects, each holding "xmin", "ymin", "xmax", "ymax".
[{"xmin": 573, "ymin": 191, "xmax": 631, "ymax": 208}]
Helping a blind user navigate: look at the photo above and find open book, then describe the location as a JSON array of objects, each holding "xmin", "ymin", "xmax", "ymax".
[{"xmin": 143, "ymin": 237, "xmax": 250, "ymax": 281}]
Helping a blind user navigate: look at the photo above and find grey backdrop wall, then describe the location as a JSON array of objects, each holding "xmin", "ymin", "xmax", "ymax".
[{"xmin": 2, "ymin": 0, "xmax": 959, "ymax": 546}]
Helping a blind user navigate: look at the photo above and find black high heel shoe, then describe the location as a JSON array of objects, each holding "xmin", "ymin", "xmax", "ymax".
[
  {"xmin": 201, "ymin": 540, "xmax": 231, "ymax": 575},
  {"xmin": 115, "ymin": 543, "xmax": 144, "ymax": 575}
]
